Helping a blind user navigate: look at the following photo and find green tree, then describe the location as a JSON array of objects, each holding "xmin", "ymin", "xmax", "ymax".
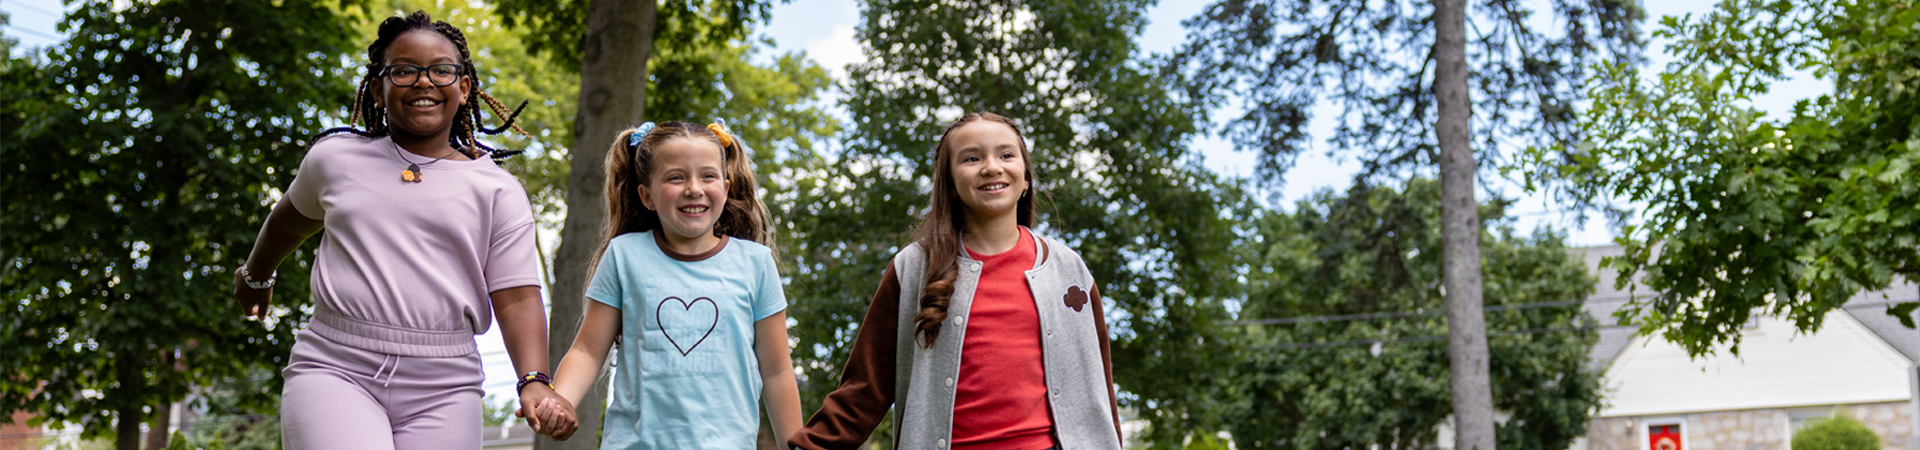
[
  {"xmin": 782, "ymin": 0, "xmax": 1250, "ymax": 447},
  {"xmin": 1527, "ymin": 0, "xmax": 1920, "ymax": 356},
  {"xmin": 1168, "ymin": 1, "xmax": 1643, "ymax": 447},
  {"xmin": 1, "ymin": 10, "xmax": 16, "ymax": 57},
  {"xmin": 1791, "ymin": 415, "xmax": 1881, "ymax": 450},
  {"xmin": 1230, "ymin": 179, "xmax": 1601, "ymax": 450},
  {"xmin": 0, "ymin": 1, "xmax": 357, "ymax": 448}
]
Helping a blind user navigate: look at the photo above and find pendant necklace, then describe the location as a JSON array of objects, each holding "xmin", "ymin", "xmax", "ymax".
[{"xmin": 391, "ymin": 138, "xmax": 457, "ymax": 183}]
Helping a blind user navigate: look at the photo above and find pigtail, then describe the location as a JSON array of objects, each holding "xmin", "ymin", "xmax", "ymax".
[
  {"xmin": 603, "ymin": 126, "xmax": 658, "ymax": 246},
  {"xmin": 706, "ymin": 121, "xmax": 778, "ymax": 263}
]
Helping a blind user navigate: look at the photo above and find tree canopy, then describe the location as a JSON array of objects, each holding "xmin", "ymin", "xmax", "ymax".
[
  {"xmin": 1528, "ymin": 0, "xmax": 1920, "ymax": 356},
  {"xmin": 1228, "ymin": 179, "xmax": 1601, "ymax": 450},
  {"xmin": 1169, "ymin": 0, "xmax": 1645, "ymax": 184},
  {"xmin": 0, "ymin": 0, "xmax": 357, "ymax": 445}
]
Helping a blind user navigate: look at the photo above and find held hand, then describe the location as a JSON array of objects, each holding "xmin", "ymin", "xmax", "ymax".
[
  {"xmin": 516, "ymin": 385, "xmax": 578, "ymax": 440},
  {"xmin": 232, "ymin": 267, "xmax": 271, "ymax": 320},
  {"xmin": 537, "ymin": 396, "xmax": 579, "ymax": 441}
]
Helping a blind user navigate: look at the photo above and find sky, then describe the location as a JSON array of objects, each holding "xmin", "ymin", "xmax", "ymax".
[{"xmin": 0, "ymin": 0, "xmax": 1835, "ymax": 413}]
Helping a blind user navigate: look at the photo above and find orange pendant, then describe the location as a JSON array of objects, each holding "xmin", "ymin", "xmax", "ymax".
[{"xmin": 402, "ymin": 164, "xmax": 421, "ymax": 183}]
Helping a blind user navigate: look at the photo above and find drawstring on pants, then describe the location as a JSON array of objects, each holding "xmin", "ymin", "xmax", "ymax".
[{"xmin": 373, "ymin": 354, "xmax": 399, "ymax": 387}]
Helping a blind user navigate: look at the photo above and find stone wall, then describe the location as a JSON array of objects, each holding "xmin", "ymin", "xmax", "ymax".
[{"xmin": 1581, "ymin": 401, "xmax": 1914, "ymax": 450}]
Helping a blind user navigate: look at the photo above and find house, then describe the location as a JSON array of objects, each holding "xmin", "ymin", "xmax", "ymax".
[
  {"xmin": 1572, "ymin": 245, "xmax": 1920, "ymax": 450},
  {"xmin": 1, "ymin": 410, "xmax": 43, "ymax": 449}
]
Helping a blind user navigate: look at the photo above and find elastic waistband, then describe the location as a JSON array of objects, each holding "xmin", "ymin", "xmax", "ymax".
[{"xmin": 308, "ymin": 308, "xmax": 476, "ymax": 358}]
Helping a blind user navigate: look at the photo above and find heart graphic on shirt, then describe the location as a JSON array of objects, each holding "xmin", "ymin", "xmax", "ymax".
[
  {"xmin": 656, "ymin": 296, "xmax": 719, "ymax": 357},
  {"xmin": 1064, "ymin": 285, "xmax": 1089, "ymax": 313}
]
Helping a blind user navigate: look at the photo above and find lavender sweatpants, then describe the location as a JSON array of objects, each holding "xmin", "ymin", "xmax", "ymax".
[{"xmin": 281, "ymin": 329, "xmax": 484, "ymax": 450}]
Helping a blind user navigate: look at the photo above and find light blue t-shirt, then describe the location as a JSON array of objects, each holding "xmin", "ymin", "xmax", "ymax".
[{"xmin": 585, "ymin": 231, "xmax": 788, "ymax": 450}]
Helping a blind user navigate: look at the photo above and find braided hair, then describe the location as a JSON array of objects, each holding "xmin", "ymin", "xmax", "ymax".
[{"xmin": 319, "ymin": 11, "xmax": 529, "ymax": 161}]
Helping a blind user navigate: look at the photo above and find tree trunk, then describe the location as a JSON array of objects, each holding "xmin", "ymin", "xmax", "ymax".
[
  {"xmin": 539, "ymin": 0, "xmax": 656, "ymax": 449},
  {"xmin": 115, "ymin": 362, "xmax": 142, "ymax": 450},
  {"xmin": 1433, "ymin": 0, "xmax": 1495, "ymax": 449},
  {"xmin": 145, "ymin": 401, "xmax": 170, "ymax": 450},
  {"xmin": 144, "ymin": 351, "xmax": 176, "ymax": 450}
]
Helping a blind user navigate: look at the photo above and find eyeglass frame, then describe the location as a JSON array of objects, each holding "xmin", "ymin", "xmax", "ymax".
[{"xmin": 377, "ymin": 63, "xmax": 466, "ymax": 88}]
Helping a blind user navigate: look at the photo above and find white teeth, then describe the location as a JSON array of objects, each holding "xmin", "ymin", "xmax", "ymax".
[
  {"xmin": 678, "ymin": 206, "xmax": 708, "ymax": 213},
  {"xmin": 982, "ymin": 183, "xmax": 1008, "ymax": 190},
  {"xmin": 410, "ymin": 99, "xmax": 438, "ymax": 106}
]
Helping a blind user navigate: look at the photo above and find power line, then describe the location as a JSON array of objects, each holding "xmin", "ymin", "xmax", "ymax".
[
  {"xmin": 1222, "ymin": 297, "xmax": 1626, "ymax": 326},
  {"xmin": 5, "ymin": 1, "xmax": 64, "ymax": 18},
  {"xmin": 3, "ymin": 23, "xmax": 57, "ymax": 40},
  {"xmin": 1238, "ymin": 295, "xmax": 1917, "ymax": 350},
  {"xmin": 1251, "ymin": 324, "xmax": 1636, "ymax": 350}
]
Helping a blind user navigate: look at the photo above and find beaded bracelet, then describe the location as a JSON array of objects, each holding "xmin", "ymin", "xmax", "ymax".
[{"xmin": 516, "ymin": 371, "xmax": 553, "ymax": 393}]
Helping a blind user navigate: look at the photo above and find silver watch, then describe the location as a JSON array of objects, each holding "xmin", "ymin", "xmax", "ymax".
[{"xmin": 240, "ymin": 266, "xmax": 276, "ymax": 290}]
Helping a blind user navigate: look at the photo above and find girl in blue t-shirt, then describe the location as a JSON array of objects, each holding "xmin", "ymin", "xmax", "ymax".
[{"xmin": 534, "ymin": 120, "xmax": 801, "ymax": 448}]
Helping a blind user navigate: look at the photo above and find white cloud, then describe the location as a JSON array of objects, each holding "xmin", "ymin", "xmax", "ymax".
[{"xmin": 805, "ymin": 24, "xmax": 864, "ymax": 78}]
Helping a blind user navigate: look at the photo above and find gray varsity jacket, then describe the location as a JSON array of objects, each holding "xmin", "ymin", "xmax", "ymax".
[{"xmin": 789, "ymin": 230, "xmax": 1124, "ymax": 450}]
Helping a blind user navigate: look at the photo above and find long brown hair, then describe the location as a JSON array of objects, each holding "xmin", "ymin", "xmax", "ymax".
[
  {"xmin": 911, "ymin": 112, "xmax": 1038, "ymax": 347},
  {"xmin": 601, "ymin": 121, "xmax": 777, "ymax": 260}
]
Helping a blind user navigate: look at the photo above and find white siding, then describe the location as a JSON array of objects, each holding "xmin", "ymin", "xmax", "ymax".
[{"xmin": 1599, "ymin": 311, "xmax": 1915, "ymax": 417}]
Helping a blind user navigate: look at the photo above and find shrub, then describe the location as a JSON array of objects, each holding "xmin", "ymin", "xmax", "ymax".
[{"xmin": 1792, "ymin": 414, "xmax": 1880, "ymax": 450}]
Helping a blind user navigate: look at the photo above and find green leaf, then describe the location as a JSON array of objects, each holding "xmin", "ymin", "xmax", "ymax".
[{"xmin": 1889, "ymin": 302, "xmax": 1918, "ymax": 329}]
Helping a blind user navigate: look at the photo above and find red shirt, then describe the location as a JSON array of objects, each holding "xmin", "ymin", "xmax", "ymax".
[{"xmin": 952, "ymin": 227, "xmax": 1055, "ymax": 450}]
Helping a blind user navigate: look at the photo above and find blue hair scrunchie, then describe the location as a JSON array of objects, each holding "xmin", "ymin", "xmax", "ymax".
[{"xmin": 628, "ymin": 122, "xmax": 657, "ymax": 149}]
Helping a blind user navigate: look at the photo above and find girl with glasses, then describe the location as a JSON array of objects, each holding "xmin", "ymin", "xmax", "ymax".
[{"xmin": 231, "ymin": 11, "xmax": 562, "ymax": 449}]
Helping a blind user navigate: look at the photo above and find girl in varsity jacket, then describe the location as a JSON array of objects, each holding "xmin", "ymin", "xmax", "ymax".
[{"xmin": 789, "ymin": 113, "xmax": 1123, "ymax": 450}]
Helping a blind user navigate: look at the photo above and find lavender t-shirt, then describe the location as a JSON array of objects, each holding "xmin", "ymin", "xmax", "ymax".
[{"xmin": 285, "ymin": 135, "xmax": 541, "ymax": 353}]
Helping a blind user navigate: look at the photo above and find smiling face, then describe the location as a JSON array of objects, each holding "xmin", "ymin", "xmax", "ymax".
[
  {"xmin": 638, "ymin": 137, "xmax": 730, "ymax": 247},
  {"xmin": 945, "ymin": 120, "xmax": 1030, "ymax": 222},
  {"xmin": 378, "ymin": 30, "xmax": 468, "ymax": 141}
]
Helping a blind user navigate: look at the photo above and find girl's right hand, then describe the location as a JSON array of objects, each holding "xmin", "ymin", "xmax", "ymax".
[
  {"xmin": 545, "ymin": 398, "xmax": 581, "ymax": 441},
  {"xmin": 524, "ymin": 396, "xmax": 579, "ymax": 440},
  {"xmin": 232, "ymin": 266, "xmax": 271, "ymax": 320}
]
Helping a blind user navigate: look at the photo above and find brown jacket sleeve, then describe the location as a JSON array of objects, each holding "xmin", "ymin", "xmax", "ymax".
[
  {"xmin": 1091, "ymin": 284, "xmax": 1122, "ymax": 442},
  {"xmin": 789, "ymin": 262, "xmax": 903, "ymax": 450}
]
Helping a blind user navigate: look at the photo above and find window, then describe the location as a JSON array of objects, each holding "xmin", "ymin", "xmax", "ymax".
[{"xmin": 1787, "ymin": 408, "xmax": 1841, "ymax": 448}]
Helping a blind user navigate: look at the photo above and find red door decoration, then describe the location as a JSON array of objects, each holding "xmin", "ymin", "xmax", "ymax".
[{"xmin": 1648, "ymin": 424, "xmax": 1681, "ymax": 450}]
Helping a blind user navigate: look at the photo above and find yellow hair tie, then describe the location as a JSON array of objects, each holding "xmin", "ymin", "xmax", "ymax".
[{"xmin": 707, "ymin": 123, "xmax": 735, "ymax": 150}]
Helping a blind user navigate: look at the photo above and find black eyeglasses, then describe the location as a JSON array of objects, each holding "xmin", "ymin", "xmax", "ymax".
[{"xmin": 379, "ymin": 64, "xmax": 463, "ymax": 87}]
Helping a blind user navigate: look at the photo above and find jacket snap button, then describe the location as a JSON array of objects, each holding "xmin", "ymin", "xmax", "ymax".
[
  {"xmin": 945, "ymin": 377, "xmax": 954, "ymax": 387},
  {"xmin": 953, "ymin": 316, "xmax": 965, "ymax": 326},
  {"xmin": 1052, "ymin": 388, "xmax": 1060, "ymax": 396},
  {"xmin": 969, "ymin": 263, "xmax": 980, "ymax": 272},
  {"xmin": 937, "ymin": 438, "xmax": 948, "ymax": 448}
]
